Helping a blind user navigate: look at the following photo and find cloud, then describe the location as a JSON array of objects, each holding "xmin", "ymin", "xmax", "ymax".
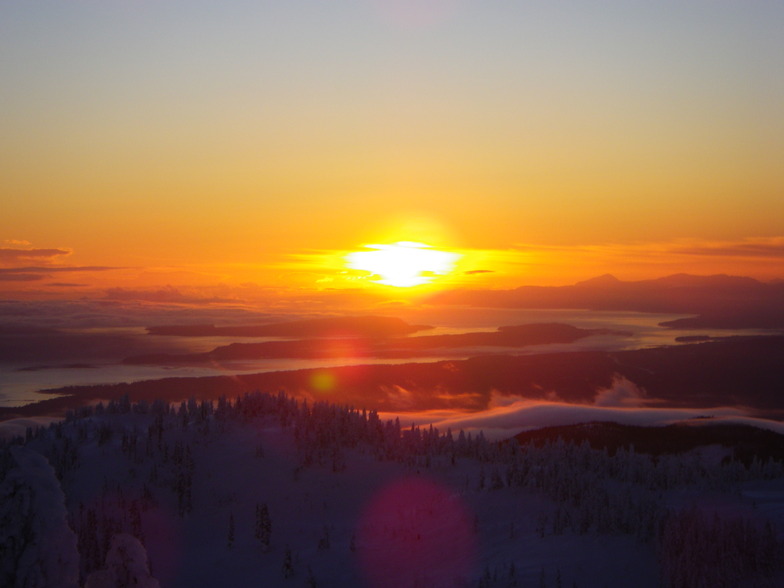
[
  {"xmin": 0, "ymin": 299, "xmax": 282, "ymax": 330},
  {"xmin": 475, "ymin": 237, "xmax": 784, "ymax": 285},
  {"xmin": 380, "ymin": 396, "xmax": 774, "ymax": 441},
  {"xmin": 377, "ymin": 385, "xmax": 418, "ymax": 410},
  {"xmin": 593, "ymin": 375, "xmax": 647, "ymax": 408},
  {"xmin": 0, "ymin": 266, "xmax": 118, "ymax": 273},
  {"xmin": 0, "ymin": 247, "xmax": 71, "ymax": 265},
  {"xmin": 464, "ymin": 270, "xmax": 494, "ymax": 275},
  {"xmin": 48, "ymin": 283, "xmax": 87, "ymax": 288},
  {"xmin": 0, "ymin": 266, "xmax": 121, "ymax": 282},
  {"xmin": 517, "ymin": 237, "xmax": 784, "ymax": 263},
  {"xmin": 104, "ymin": 286, "xmax": 234, "ymax": 304},
  {"xmin": 0, "ymin": 417, "xmax": 62, "ymax": 440},
  {"xmin": 0, "ymin": 273, "xmax": 43, "ymax": 282},
  {"xmin": 668, "ymin": 237, "xmax": 784, "ymax": 259},
  {"xmin": 0, "ymin": 245, "xmax": 124, "ymax": 286}
]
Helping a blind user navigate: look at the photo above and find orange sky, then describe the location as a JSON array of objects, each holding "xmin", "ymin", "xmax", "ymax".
[{"xmin": 1, "ymin": 1, "xmax": 783, "ymax": 302}]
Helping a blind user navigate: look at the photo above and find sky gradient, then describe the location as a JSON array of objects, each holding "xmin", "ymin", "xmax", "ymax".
[{"xmin": 2, "ymin": 0, "xmax": 783, "ymax": 299}]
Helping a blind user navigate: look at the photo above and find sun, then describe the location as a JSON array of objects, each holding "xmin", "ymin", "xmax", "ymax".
[{"xmin": 345, "ymin": 241, "xmax": 460, "ymax": 288}]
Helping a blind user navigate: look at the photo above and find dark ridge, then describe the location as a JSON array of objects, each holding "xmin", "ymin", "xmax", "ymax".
[
  {"xmin": 17, "ymin": 363, "xmax": 96, "ymax": 372},
  {"xmin": 513, "ymin": 420, "xmax": 784, "ymax": 464},
  {"xmin": 573, "ymin": 274, "xmax": 621, "ymax": 287},
  {"xmin": 146, "ymin": 316, "xmax": 432, "ymax": 338},
  {"xmin": 125, "ymin": 323, "xmax": 629, "ymax": 364}
]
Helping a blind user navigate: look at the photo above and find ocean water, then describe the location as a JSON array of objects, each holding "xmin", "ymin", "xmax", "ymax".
[{"xmin": 0, "ymin": 307, "xmax": 776, "ymax": 408}]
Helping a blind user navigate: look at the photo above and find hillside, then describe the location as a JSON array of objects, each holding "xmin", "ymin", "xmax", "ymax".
[{"xmin": 3, "ymin": 391, "xmax": 784, "ymax": 587}]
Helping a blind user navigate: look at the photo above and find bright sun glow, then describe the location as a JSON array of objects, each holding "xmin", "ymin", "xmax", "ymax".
[{"xmin": 345, "ymin": 241, "xmax": 460, "ymax": 287}]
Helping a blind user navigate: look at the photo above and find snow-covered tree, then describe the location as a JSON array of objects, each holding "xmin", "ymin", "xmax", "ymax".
[
  {"xmin": 0, "ymin": 446, "xmax": 79, "ymax": 588},
  {"xmin": 84, "ymin": 533, "xmax": 160, "ymax": 588}
]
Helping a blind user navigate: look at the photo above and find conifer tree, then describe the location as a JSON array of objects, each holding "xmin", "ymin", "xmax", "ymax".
[
  {"xmin": 227, "ymin": 513, "xmax": 235, "ymax": 549},
  {"xmin": 317, "ymin": 525, "xmax": 330, "ymax": 550},
  {"xmin": 281, "ymin": 547, "xmax": 294, "ymax": 579},
  {"xmin": 255, "ymin": 503, "xmax": 272, "ymax": 551}
]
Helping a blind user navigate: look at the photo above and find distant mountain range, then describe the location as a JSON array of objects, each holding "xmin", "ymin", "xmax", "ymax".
[{"xmin": 429, "ymin": 274, "xmax": 784, "ymax": 328}]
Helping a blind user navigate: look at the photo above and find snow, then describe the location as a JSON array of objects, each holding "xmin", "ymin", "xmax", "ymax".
[
  {"xmin": 0, "ymin": 417, "xmax": 62, "ymax": 441},
  {"xmin": 0, "ymin": 446, "xmax": 79, "ymax": 588},
  {"xmin": 2, "ymin": 392, "xmax": 784, "ymax": 587},
  {"xmin": 84, "ymin": 534, "xmax": 159, "ymax": 588}
]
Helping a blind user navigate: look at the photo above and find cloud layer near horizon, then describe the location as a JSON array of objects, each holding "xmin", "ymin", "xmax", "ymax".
[
  {"xmin": 381, "ymin": 397, "xmax": 784, "ymax": 441},
  {"xmin": 6, "ymin": 397, "xmax": 778, "ymax": 442},
  {"xmin": 2, "ymin": 235, "xmax": 782, "ymax": 301}
]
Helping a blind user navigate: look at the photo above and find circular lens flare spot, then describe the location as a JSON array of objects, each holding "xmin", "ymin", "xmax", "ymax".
[
  {"xmin": 310, "ymin": 371, "xmax": 336, "ymax": 394},
  {"xmin": 345, "ymin": 241, "xmax": 460, "ymax": 288},
  {"xmin": 355, "ymin": 477, "xmax": 476, "ymax": 587}
]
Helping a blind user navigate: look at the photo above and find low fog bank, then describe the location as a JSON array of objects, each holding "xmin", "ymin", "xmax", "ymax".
[
  {"xmin": 0, "ymin": 417, "xmax": 62, "ymax": 440},
  {"xmin": 381, "ymin": 397, "xmax": 784, "ymax": 441},
  {"xmin": 7, "ymin": 395, "xmax": 781, "ymax": 445}
]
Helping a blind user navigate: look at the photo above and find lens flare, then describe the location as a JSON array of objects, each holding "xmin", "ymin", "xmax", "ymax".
[
  {"xmin": 310, "ymin": 370, "xmax": 336, "ymax": 394},
  {"xmin": 355, "ymin": 476, "xmax": 476, "ymax": 587}
]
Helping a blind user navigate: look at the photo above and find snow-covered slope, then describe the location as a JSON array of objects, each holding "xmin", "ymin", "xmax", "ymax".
[{"xmin": 2, "ymin": 391, "xmax": 784, "ymax": 588}]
